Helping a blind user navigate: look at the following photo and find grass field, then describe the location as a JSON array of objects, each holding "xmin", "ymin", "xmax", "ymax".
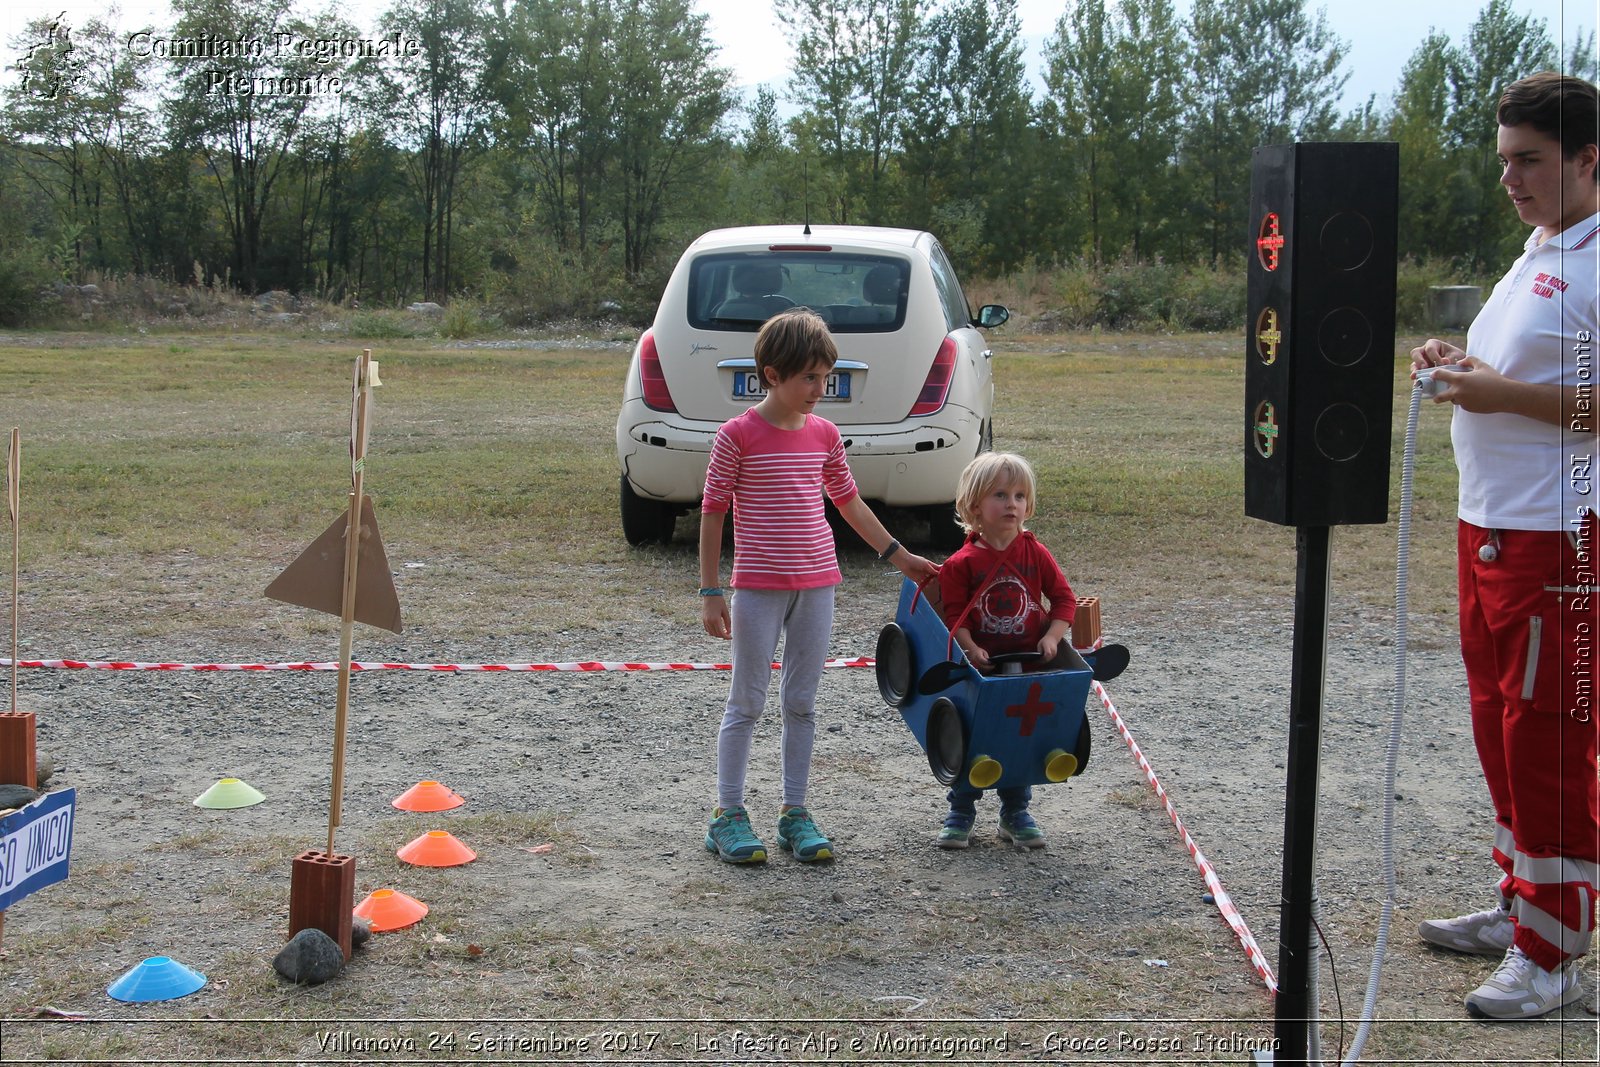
[{"xmin": 0, "ymin": 328, "xmax": 1462, "ymax": 647}]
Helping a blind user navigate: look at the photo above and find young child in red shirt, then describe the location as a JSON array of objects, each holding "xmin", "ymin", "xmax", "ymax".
[{"xmin": 935, "ymin": 451, "xmax": 1076, "ymax": 849}]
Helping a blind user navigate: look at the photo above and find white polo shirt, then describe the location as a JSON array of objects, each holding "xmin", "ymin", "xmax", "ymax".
[{"xmin": 1454, "ymin": 212, "xmax": 1599, "ymax": 531}]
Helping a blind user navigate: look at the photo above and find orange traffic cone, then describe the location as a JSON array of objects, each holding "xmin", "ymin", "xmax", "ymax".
[
  {"xmin": 353, "ymin": 888, "xmax": 428, "ymax": 932},
  {"xmin": 391, "ymin": 780, "xmax": 464, "ymax": 812},
  {"xmin": 397, "ymin": 830, "xmax": 476, "ymax": 867}
]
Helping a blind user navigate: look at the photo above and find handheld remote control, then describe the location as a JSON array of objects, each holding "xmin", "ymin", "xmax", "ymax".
[{"xmin": 1415, "ymin": 365, "xmax": 1468, "ymax": 397}]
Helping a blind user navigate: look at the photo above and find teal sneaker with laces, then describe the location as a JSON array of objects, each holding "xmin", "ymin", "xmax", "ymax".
[
  {"xmin": 937, "ymin": 810, "xmax": 974, "ymax": 849},
  {"xmin": 998, "ymin": 809, "xmax": 1046, "ymax": 849},
  {"xmin": 705, "ymin": 805, "xmax": 767, "ymax": 864},
  {"xmin": 776, "ymin": 806, "xmax": 834, "ymax": 862}
]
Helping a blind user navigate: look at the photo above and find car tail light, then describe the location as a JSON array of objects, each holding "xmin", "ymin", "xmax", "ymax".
[
  {"xmin": 908, "ymin": 337, "xmax": 957, "ymax": 416},
  {"xmin": 638, "ymin": 331, "xmax": 676, "ymax": 412}
]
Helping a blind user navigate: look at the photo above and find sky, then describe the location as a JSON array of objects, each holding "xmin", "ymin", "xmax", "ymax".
[
  {"xmin": 1, "ymin": 0, "xmax": 1596, "ymax": 110},
  {"xmin": 693, "ymin": 0, "xmax": 1598, "ymax": 108}
]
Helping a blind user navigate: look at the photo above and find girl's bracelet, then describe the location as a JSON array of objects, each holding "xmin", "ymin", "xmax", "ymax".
[
  {"xmin": 698, "ymin": 587, "xmax": 725, "ymax": 598},
  {"xmin": 877, "ymin": 539, "xmax": 901, "ymax": 562}
]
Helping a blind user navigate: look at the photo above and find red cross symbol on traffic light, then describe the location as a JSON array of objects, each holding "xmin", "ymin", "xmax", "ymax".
[
  {"xmin": 1257, "ymin": 212, "xmax": 1285, "ymax": 271},
  {"xmin": 1005, "ymin": 682, "xmax": 1056, "ymax": 737}
]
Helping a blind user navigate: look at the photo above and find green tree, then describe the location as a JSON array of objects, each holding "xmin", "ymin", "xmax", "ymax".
[
  {"xmin": 3, "ymin": 12, "xmax": 109, "ymax": 279},
  {"xmin": 1446, "ymin": 0, "xmax": 1555, "ymax": 271},
  {"xmin": 743, "ymin": 87, "xmax": 786, "ymax": 161},
  {"xmin": 899, "ymin": 8, "xmax": 952, "ymax": 216},
  {"xmin": 277, "ymin": 96, "xmax": 357, "ymax": 295},
  {"xmin": 1178, "ymin": 0, "xmax": 1347, "ymax": 265},
  {"xmin": 338, "ymin": 129, "xmax": 417, "ymax": 302},
  {"xmin": 1179, "ymin": 0, "xmax": 1249, "ymax": 265},
  {"xmin": 1112, "ymin": 0, "xmax": 1188, "ymax": 262},
  {"xmin": 75, "ymin": 15, "xmax": 174, "ymax": 278},
  {"xmin": 1242, "ymin": 0, "xmax": 1347, "ymax": 142},
  {"xmin": 723, "ymin": 87, "xmax": 809, "ymax": 225},
  {"xmin": 1567, "ymin": 31, "xmax": 1598, "ymax": 81},
  {"xmin": 1041, "ymin": 0, "xmax": 1114, "ymax": 262},
  {"xmin": 1388, "ymin": 32, "xmax": 1465, "ymax": 262},
  {"xmin": 855, "ymin": 0, "xmax": 922, "ymax": 221},
  {"xmin": 498, "ymin": 0, "xmax": 615, "ymax": 255},
  {"xmin": 1042, "ymin": 0, "xmax": 1187, "ymax": 264},
  {"xmin": 778, "ymin": 0, "xmax": 924, "ymax": 223},
  {"xmin": 165, "ymin": 0, "xmax": 345, "ymax": 292},
  {"xmin": 2, "ymin": 10, "xmax": 203, "ymax": 284},
  {"xmin": 372, "ymin": 0, "xmax": 501, "ymax": 300},
  {"xmin": 902, "ymin": 0, "xmax": 1031, "ymax": 269},
  {"xmin": 778, "ymin": 0, "xmax": 860, "ymax": 221},
  {"xmin": 609, "ymin": 0, "xmax": 732, "ymax": 276}
]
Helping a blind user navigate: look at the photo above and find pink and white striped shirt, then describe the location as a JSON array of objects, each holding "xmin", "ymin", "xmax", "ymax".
[{"xmin": 702, "ymin": 409, "xmax": 860, "ymax": 590}]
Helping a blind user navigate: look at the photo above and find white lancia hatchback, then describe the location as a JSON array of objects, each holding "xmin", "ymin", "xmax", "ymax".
[{"xmin": 615, "ymin": 225, "xmax": 1008, "ymax": 550}]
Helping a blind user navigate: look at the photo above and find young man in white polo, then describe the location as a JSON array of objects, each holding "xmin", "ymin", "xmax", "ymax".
[{"xmin": 1411, "ymin": 70, "xmax": 1599, "ymax": 1021}]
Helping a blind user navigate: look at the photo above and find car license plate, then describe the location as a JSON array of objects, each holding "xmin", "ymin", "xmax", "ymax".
[{"xmin": 732, "ymin": 371, "xmax": 850, "ymax": 401}]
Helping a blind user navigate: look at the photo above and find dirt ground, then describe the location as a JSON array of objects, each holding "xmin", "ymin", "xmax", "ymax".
[{"xmin": 1, "ymin": 551, "xmax": 1597, "ymax": 1064}]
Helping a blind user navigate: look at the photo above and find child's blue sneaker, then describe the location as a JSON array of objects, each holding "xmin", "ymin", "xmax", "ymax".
[
  {"xmin": 705, "ymin": 805, "xmax": 767, "ymax": 864},
  {"xmin": 937, "ymin": 810, "xmax": 974, "ymax": 849},
  {"xmin": 997, "ymin": 810, "xmax": 1046, "ymax": 849},
  {"xmin": 776, "ymin": 806, "xmax": 834, "ymax": 862}
]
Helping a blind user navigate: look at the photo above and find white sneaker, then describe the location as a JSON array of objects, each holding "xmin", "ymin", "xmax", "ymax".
[
  {"xmin": 1465, "ymin": 946, "xmax": 1586, "ymax": 1020},
  {"xmin": 1418, "ymin": 906, "xmax": 1514, "ymax": 956}
]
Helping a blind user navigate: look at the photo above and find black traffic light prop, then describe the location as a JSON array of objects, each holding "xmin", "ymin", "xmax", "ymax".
[{"xmin": 1245, "ymin": 142, "xmax": 1399, "ymax": 527}]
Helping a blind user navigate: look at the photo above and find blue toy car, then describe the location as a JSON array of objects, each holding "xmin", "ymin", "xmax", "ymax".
[{"xmin": 875, "ymin": 577, "xmax": 1126, "ymax": 790}]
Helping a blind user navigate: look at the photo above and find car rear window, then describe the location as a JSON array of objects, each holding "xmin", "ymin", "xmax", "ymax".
[{"xmin": 687, "ymin": 252, "xmax": 910, "ymax": 333}]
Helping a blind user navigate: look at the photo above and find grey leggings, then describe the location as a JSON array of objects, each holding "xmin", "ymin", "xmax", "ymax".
[{"xmin": 716, "ymin": 586, "xmax": 836, "ymax": 810}]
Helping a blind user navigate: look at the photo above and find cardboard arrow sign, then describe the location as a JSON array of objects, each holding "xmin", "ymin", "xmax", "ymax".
[{"xmin": 265, "ymin": 495, "xmax": 402, "ymax": 634}]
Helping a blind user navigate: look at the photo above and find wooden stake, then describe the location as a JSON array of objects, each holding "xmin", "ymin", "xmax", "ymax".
[
  {"xmin": 327, "ymin": 352, "xmax": 373, "ymax": 856},
  {"xmin": 8, "ymin": 428, "xmax": 18, "ymax": 715}
]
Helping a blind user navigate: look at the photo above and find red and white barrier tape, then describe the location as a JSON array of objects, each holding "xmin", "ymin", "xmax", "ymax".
[
  {"xmin": 1, "ymin": 645, "xmax": 1106, "ymax": 674},
  {"xmin": 1092, "ymin": 679, "xmax": 1278, "ymax": 994},
  {"xmin": 0, "ymin": 656, "xmax": 876, "ymax": 673}
]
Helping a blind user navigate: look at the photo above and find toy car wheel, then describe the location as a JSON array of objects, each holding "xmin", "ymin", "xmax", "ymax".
[
  {"xmin": 875, "ymin": 624, "xmax": 914, "ymax": 707},
  {"xmin": 1074, "ymin": 717, "xmax": 1091, "ymax": 775},
  {"xmin": 926, "ymin": 697, "xmax": 967, "ymax": 786}
]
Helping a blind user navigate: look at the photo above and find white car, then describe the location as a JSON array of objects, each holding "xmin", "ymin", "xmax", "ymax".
[{"xmin": 615, "ymin": 224, "xmax": 1009, "ymax": 550}]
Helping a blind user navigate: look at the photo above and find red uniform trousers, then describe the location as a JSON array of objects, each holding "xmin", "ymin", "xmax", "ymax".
[{"xmin": 1459, "ymin": 518, "xmax": 1600, "ymax": 970}]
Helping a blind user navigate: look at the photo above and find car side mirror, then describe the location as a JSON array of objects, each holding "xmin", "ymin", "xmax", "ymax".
[{"xmin": 974, "ymin": 304, "xmax": 1009, "ymax": 329}]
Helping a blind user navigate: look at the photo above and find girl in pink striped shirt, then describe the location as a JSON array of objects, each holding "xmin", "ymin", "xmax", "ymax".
[{"xmin": 699, "ymin": 308, "xmax": 936, "ymax": 864}]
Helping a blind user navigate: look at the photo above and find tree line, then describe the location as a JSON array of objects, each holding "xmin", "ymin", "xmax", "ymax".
[{"xmin": 0, "ymin": 0, "xmax": 1592, "ymax": 319}]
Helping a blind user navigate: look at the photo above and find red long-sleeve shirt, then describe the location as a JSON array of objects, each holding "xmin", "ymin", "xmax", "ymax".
[{"xmin": 938, "ymin": 531, "xmax": 1076, "ymax": 657}]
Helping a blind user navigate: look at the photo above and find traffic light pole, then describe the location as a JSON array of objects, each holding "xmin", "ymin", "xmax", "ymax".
[{"xmin": 1268, "ymin": 524, "xmax": 1333, "ymax": 1065}]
